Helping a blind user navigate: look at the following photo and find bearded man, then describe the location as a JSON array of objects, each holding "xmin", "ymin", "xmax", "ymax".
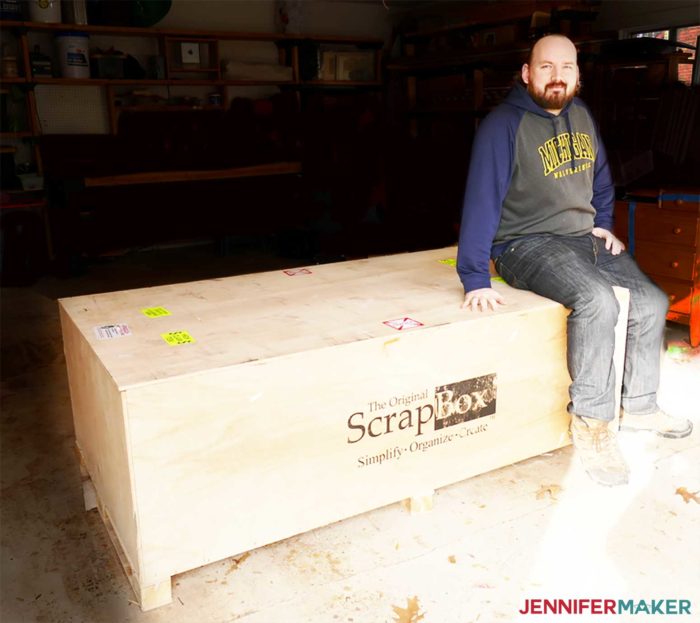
[{"xmin": 456, "ymin": 34, "xmax": 692, "ymax": 486}]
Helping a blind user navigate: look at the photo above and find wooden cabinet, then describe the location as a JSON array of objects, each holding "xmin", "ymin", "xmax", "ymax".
[{"xmin": 614, "ymin": 188, "xmax": 700, "ymax": 346}]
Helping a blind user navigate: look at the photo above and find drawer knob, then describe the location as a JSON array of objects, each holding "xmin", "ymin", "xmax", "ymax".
[
  {"xmin": 675, "ymin": 199, "xmax": 684, "ymax": 206},
  {"xmin": 669, "ymin": 294, "xmax": 676, "ymax": 302},
  {"xmin": 670, "ymin": 261, "xmax": 679, "ymax": 268},
  {"xmin": 673, "ymin": 227, "xmax": 682, "ymax": 234}
]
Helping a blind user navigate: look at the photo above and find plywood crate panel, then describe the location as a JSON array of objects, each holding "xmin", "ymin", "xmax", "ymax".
[{"xmin": 58, "ymin": 246, "xmax": 628, "ymax": 610}]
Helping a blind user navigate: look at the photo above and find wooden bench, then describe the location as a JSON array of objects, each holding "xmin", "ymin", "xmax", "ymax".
[{"xmin": 58, "ymin": 246, "xmax": 629, "ymax": 610}]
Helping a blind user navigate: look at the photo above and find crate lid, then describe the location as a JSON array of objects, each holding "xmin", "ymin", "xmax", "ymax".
[{"xmin": 59, "ymin": 246, "xmax": 562, "ymax": 389}]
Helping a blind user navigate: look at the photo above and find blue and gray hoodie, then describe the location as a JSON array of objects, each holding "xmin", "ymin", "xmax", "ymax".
[{"xmin": 456, "ymin": 82, "xmax": 615, "ymax": 292}]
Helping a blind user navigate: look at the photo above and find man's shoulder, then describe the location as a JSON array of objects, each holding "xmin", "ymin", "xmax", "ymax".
[{"xmin": 479, "ymin": 100, "xmax": 526, "ymax": 135}]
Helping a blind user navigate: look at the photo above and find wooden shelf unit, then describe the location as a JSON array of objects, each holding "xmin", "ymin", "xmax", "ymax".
[{"xmin": 1, "ymin": 19, "xmax": 384, "ymax": 135}]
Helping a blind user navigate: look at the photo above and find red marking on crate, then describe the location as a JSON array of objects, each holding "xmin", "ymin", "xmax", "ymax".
[
  {"xmin": 283, "ymin": 268, "xmax": 312, "ymax": 276},
  {"xmin": 383, "ymin": 317, "xmax": 424, "ymax": 331}
]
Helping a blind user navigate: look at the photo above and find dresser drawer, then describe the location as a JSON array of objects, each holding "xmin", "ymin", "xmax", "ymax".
[
  {"xmin": 634, "ymin": 209, "xmax": 699, "ymax": 247},
  {"xmin": 660, "ymin": 193, "xmax": 700, "ymax": 213},
  {"xmin": 613, "ymin": 202, "xmax": 699, "ymax": 247},
  {"xmin": 652, "ymin": 277, "xmax": 693, "ymax": 315},
  {"xmin": 635, "ymin": 242, "xmax": 697, "ymax": 281}
]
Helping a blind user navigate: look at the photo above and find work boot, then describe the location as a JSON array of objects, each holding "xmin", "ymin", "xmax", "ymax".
[
  {"xmin": 570, "ymin": 414, "xmax": 629, "ymax": 486},
  {"xmin": 620, "ymin": 408, "xmax": 693, "ymax": 439}
]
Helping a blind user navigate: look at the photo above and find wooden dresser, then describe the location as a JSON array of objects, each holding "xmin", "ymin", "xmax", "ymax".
[{"xmin": 614, "ymin": 187, "xmax": 700, "ymax": 347}]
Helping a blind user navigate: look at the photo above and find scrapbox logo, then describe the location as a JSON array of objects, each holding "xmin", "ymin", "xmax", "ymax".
[
  {"xmin": 434, "ymin": 376, "xmax": 497, "ymax": 430},
  {"xmin": 346, "ymin": 373, "xmax": 496, "ymax": 444}
]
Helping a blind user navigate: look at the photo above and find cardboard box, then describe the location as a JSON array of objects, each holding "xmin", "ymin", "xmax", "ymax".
[
  {"xmin": 59, "ymin": 247, "xmax": 628, "ymax": 610},
  {"xmin": 90, "ymin": 54, "xmax": 125, "ymax": 79},
  {"xmin": 319, "ymin": 50, "xmax": 337, "ymax": 81},
  {"xmin": 335, "ymin": 51, "xmax": 375, "ymax": 81}
]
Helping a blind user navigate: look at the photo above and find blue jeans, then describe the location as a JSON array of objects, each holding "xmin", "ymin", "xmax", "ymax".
[{"xmin": 494, "ymin": 233, "xmax": 668, "ymax": 422}]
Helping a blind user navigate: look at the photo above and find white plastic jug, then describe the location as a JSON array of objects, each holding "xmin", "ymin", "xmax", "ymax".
[
  {"xmin": 55, "ymin": 32, "xmax": 90, "ymax": 79},
  {"xmin": 28, "ymin": 0, "xmax": 62, "ymax": 24}
]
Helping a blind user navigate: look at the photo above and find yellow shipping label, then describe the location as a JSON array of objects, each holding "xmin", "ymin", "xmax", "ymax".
[
  {"xmin": 161, "ymin": 330, "xmax": 195, "ymax": 346},
  {"xmin": 142, "ymin": 306, "xmax": 171, "ymax": 318}
]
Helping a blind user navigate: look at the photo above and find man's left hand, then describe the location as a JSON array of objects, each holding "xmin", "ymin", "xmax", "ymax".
[{"xmin": 592, "ymin": 227, "xmax": 625, "ymax": 256}]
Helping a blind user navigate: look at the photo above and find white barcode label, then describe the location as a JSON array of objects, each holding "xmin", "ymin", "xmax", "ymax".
[{"xmin": 94, "ymin": 324, "xmax": 132, "ymax": 340}]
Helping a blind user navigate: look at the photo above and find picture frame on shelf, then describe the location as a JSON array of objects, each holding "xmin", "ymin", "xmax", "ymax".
[{"xmin": 180, "ymin": 42, "xmax": 200, "ymax": 65}]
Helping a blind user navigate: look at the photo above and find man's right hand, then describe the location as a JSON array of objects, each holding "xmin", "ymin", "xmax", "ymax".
[{"xmin": 461, "ymin": 287, "xmax": 505, "ymax": 312}]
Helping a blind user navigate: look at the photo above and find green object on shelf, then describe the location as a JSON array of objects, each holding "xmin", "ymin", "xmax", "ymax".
[{"xmin": 132, "ymin": 0, "xmax": 172, "ymax": 27}]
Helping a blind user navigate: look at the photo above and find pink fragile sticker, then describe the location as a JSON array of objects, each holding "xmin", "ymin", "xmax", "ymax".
[
  {"xmin": 383, "ymin": 317, "xmax": 424, "ymax": 331},
  {"xmin": 283, "ymin": 268, "xmax": 312, "ymax": 276}
]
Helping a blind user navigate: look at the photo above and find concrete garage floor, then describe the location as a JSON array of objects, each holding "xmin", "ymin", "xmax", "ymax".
[{"xmin": 1, "ymin": 244, "xmax": 699, "ymax": 623}]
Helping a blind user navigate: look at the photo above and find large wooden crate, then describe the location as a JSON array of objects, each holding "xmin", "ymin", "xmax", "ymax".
[{"xmin": 58, "ymin": 247, "xmax": 628, "ymax": 610}]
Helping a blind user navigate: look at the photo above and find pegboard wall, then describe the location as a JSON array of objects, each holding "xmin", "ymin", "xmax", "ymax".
[{"xmin": 35, "ymin": 85, "xmax": 110, "ymax": 134}]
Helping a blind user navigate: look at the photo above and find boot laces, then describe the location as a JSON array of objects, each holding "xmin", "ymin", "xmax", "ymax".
[
  {"xmin": 590, "ymin": 425, "xmax": 611, "ymax": 453},
  {"xmin": 574, "ymin": 419, "xmax": 616, "ymax": 455}
]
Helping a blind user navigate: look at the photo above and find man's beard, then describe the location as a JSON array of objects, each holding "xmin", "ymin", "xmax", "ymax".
[{"xmin": 527, "ymin": 80, "xmax": 580, "ymax": 110}]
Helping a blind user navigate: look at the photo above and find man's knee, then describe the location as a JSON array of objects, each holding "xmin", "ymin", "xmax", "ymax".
[
  {"xmin": 573, "ymin": 283, "xmax": 620, "ymax": 325},
  {"xmin": 650, "ymin": 282, "xmax": 670, "ymax": 317},
  {"xmin": 635, "ymin": 281, "xmax": 669, "ymax": 325}
]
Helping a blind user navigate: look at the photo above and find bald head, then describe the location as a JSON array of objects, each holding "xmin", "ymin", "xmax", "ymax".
[
  {"xmin": 528, "ymin": 34, "xmax": 578, "ymax": 66},
  {"xmin": 522, "ymin": 34, "xmax": 580, "ymax": 114}
]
